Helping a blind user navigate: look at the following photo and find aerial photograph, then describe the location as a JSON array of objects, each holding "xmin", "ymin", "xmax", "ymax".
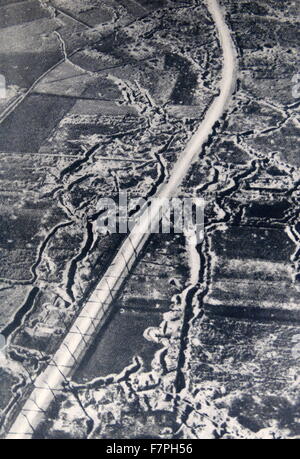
[{"xmin": 0, "ymin": 0, "xmax": 299, "ymax": 442}]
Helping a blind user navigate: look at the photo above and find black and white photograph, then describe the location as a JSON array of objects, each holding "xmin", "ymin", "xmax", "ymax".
[{"xmin": 0, "ymin": 0, "xmax": 299, "ymax": 442}]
